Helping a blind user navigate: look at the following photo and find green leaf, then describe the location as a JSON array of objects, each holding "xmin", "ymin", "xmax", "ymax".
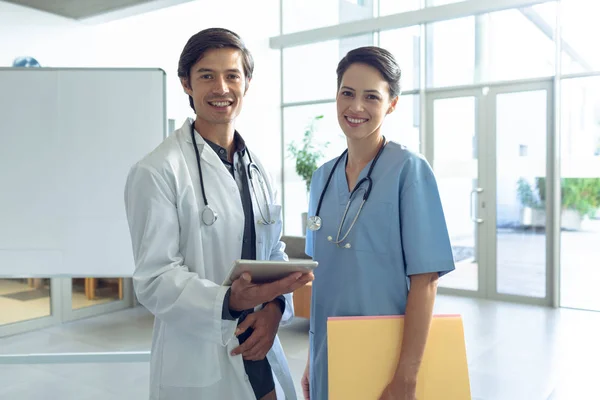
[
  {"xmin": 517, "ymin": 177, "xmax": 600, "ymax": 217},
  {"xmin": 287, "ymin": 115, "xmax": 329, "ymax": 192}
]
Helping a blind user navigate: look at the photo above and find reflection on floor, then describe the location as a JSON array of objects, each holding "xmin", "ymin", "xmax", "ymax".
[
  {"xmin": 1, "ymin": 296, "xmax": 600, "ymax": 400},
  {"xmin": 440, "ymin": 218, "xmax": 600, "ymax": 310}
]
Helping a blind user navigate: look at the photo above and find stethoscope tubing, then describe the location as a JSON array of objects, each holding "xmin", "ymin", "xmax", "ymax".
[
  {"xmin": 191, "ymin": 127, "xmax": 273, "ymax": 225},
  {"xmin": 314, "ymin": 136, "xmax": 387, "ymax": 218}
]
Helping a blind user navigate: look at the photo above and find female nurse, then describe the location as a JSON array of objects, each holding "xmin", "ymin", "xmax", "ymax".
[{"xmin": 301, "ymin": 46, "xmax": 456, "ymax": 400}]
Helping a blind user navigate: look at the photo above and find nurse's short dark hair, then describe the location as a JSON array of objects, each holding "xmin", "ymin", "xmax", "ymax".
[
  {"xmin": 177, "ymin": 27, "xmax": 254, "ymax": 112},
  {"xmin": 336, "ymin": 46, "xmax": 401, "ymax": 98}
]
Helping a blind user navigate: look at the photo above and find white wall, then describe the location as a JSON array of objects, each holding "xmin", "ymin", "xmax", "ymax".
[
  {"xmin": 0, "ymin": 0, "xmax": 282, "ymax": 185},
  {"xmin": 0, "ymin": 1, "xmax": 87, "ymax": 66}
]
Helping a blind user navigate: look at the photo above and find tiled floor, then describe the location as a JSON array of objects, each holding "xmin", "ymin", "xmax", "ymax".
[{"xmin": 1, "ymin": 295, "xmax": 600, "ymax": 399}]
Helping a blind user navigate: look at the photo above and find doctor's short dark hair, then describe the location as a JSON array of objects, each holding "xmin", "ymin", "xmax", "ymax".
[
  {"xmin": 177, "ymin": 27, "xmax": 254, "ymax": 112},
  {"xmin": 336, "ymin": 46, "xmax": 401, "ymax": 98}
]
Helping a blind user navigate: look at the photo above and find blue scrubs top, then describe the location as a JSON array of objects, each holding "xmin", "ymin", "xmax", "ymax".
[{"xmin": 305, "ymin": 141, "xmax": 455, "ymax": 400}]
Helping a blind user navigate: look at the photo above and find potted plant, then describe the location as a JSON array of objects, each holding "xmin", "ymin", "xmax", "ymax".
[
  {"xmin": 288, "ymin": 115, "xmax": 327, "ymax": 234},
  {"xmin": 517, "ymin": 177, "xmax": 600, "ymax": 230},
  {"xmin": 517, "ymin": 177, "xmax": 545, "ymax": 227}
]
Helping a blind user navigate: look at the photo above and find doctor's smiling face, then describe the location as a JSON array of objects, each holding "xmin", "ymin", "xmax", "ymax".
[
  {"xmin": 178, "ymin": 28, "xmax": 254, "ymax": 129},
  {"xmin": 182, "ymin": 47, "xmax": 249, "ymax": 126},
  {"xmin": 336, "ymin": 47, "xmax": 401, "ymax": 142}
]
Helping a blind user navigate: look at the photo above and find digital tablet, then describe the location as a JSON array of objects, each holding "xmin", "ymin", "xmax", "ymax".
[{"xmin": 222, "ymin": 259, "xmax": 318, "ymax": 286}]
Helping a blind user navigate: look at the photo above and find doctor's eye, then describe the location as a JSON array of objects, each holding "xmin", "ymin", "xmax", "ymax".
[
  {"xmin": 340, "ymin": 91, "xmax": 353, "ymax": 97},
  {"xmin": 366, "ymin": 94, "xmax": 381, "ymax": 101},
  {"xmin": 228, "ymin": 74, "xmax": 241, "ymax": 80},
  {"xmin": 200, "ymin": 74, "xmax": 213, "ymax": 80}
]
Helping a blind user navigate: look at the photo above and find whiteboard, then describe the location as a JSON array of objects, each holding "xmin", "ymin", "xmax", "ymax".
[{"xmin": 0, "ymin": 68, "xmax": 166, "ymax": 277}]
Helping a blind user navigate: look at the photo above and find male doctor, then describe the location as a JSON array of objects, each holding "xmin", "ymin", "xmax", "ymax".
[{"xmin": 124, "ymin": 28, "xmax": 313, "ymax": 400}]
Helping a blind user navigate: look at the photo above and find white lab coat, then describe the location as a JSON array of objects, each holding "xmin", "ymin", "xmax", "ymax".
[{"xmin": 124, "ymin": 119, "xmax": 297, "ymax": 400}]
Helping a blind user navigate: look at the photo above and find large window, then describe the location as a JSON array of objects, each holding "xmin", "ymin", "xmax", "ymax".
[
  {"xmin": 283, "ymin": 103, "xmax": 344, "ymax": 236},
  {"xmin": 283, "ymin": 34, "xmax": 374, "ymax": 104},
  {"xmin": 560, "ymin": 76, "xmax": 600, "ymax": 311},
  {"xmin": 282, "ymin": 0, "xmax": 376, "ymax": 34},
  {"xmin": 429, "ymin": 0, "xmax": 467, "ymax": 5},
  {"xmin": 283, "ymin": 0, "xmax": 476, "ymax": 29},
  {"xmin": 426, "ymin": 3, "xmax": 559, "ymax": 87},
  {"xmin": 382, "ymin": 94, "xmax": 420, "ymax": 152},
  {"xmin": 379, "ymin": 26, "xmax": 421, "ymax": 91},
  {"xmin": 561, "ymin": 0, "xmax": 600, "ymax": 74},
  {"xmin": 484, "ymin": 3, "xmax": 557, "ymax": 82},
  {"xmin": 428, "ymin": 17, "xmax": 476, "ymax": 88},
  {"xmin": 379, "ymin": 0, "xmax": 420, "ymax": 16}
]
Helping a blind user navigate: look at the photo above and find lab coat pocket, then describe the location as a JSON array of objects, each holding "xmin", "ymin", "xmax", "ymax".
[
  {"xmin": 351, "ymin": 201, "xmax": 392, "ymax": 254},
  {"xmin": 160, "ymin": 327, "xmax": 221, "ymax": 387},
  {"xmin": 256, "ymin": 204, "xmax": 283, "ymax": 259}
]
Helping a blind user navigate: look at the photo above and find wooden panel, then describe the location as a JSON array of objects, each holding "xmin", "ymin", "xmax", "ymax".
[{"xmin": 293, "ymin": 281, "xmax": 312, "ymax": 319}]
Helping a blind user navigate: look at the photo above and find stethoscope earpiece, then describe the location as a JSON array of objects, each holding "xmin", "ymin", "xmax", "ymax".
[{"xmin": 325, "ymin": 235, "xmax": 351, "ymax": 248}]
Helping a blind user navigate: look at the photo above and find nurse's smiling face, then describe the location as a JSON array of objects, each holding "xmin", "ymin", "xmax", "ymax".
[{"xmin": 336, "ymin": 63, "xmax": 398, "ymax": 141}]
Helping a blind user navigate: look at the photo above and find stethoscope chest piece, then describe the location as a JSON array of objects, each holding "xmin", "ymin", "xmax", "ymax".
[
  {"xmin": 307, "ymin": 215, "xmax": 322, "ymax": 231},
  {"xmin": 202, "ymin": 206, "xmax": 218, "ymax": 226}
]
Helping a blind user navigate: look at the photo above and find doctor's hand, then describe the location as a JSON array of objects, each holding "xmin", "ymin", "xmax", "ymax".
[
  {"xmin": 229, "ymin": 272, "xmax": 313, "ymax": 312},
  {"xmin": 231, "ymin": 302, "xmax": 282, "ymax": 361}
]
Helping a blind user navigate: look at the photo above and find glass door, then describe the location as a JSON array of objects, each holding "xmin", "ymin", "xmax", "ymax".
[
  {"xmin": 487, "ymin": 81, "xmax": 553, "ymax": 305},
  {"xmin": 426, "ymin": 89, "xmax": 487, "ymax": 295},
  {"xmin": 428, "ymin": 80, "xmax": 554, "ymax": 305}
]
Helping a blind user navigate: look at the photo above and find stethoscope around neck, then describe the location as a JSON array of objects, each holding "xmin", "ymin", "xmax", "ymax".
[
  {"xmin": 190, "ymin": 127, "xmax": 274, "ymax": 226},
  {"xmin": 307, "ymin": 136, "xmax": 387, "ymax": 248}
]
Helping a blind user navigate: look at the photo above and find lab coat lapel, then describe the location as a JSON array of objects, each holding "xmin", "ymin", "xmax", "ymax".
[
  {"xmin": 184, "ymin": 118, "xmax": 237, "ymax": 182},
  {"xmin": 240, "ymin": 150, "xmax": 270, "ymax": 260}
]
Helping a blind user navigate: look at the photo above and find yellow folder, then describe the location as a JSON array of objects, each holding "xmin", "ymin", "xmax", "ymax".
[{"xmin": 327, "ymin": 314, "xmax": 471, "ymax": 400}]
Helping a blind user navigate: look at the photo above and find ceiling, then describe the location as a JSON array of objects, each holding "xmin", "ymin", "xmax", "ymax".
[{"xmin": 4, "ymin": 0, "xmax": 190, "ymax": 20}]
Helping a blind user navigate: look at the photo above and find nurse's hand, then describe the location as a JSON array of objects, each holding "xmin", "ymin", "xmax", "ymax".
[
  {"xmin": 230, "ymin": 302, "xmax": 282, "ymax": 361},
  {"xmin": 301, "ymin": 360, "xmax": 310, "ymax": 399},
  {"xmin": 378, "ymin": 375, "xmax": 417, "ymax": 400},
  {"xmin": 229, "ymin": 271, "xmax": 314, "ymax": 312}
]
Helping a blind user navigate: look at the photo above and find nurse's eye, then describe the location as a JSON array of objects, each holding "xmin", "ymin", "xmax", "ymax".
[
  {"xmin": 228, "ymin": 74, "xmax": 241, "ymax": 80},
  {"xmin": 366, "ymin": 94, "xmax": 380, "ymax": 101},
  {"xmin": 341, "ymin": 91, "xmax": 353, "ymax": 97},
  {"xmin": 200, "ymin": 74, "xmax": 213, "ymax": 80}
]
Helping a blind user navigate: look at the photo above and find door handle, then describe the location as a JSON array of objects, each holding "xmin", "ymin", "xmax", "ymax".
[{"xmin": 470, "ymin": 187, "xmax": 484, "ymax": 224}]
